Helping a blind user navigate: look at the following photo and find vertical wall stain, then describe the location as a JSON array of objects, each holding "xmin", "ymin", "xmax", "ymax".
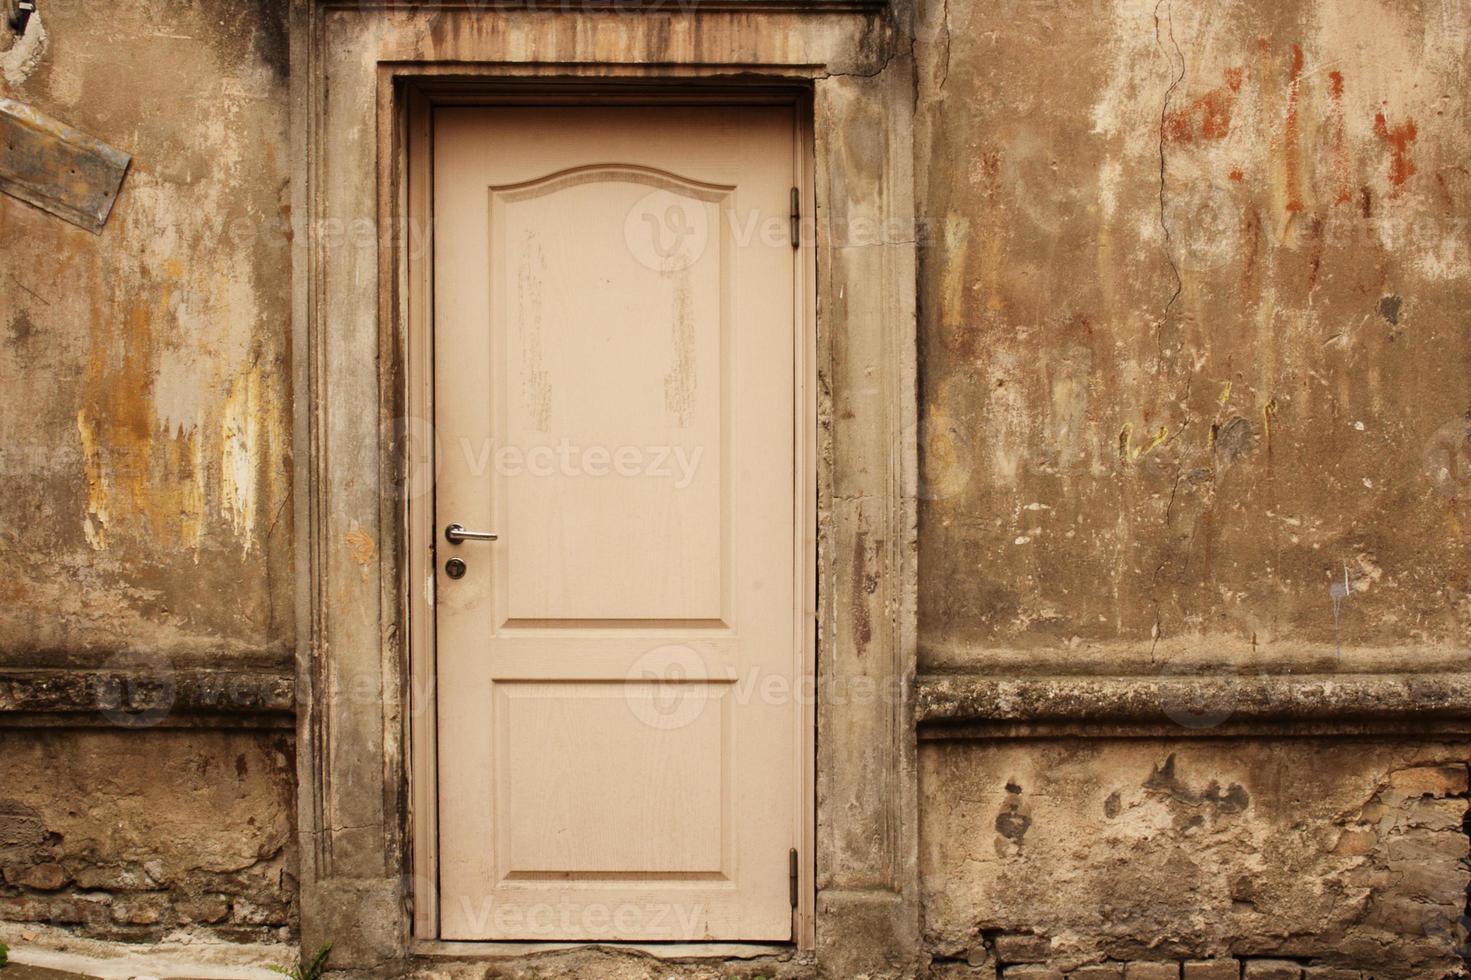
[
  {"xmin": 1327, "ymin": 70, "xmax": 1351, "ymax": 205},
  {"xmin": 76, "ymin": 297, "xmax": 206, "ymax": 552},
  {"xmin": 221, "ymin": 365, "xmax": 264, "ymax": 548},
  {"xmin": 518, "ymin": 232, "xmax": 553, "ymax": 432},
  {"xmin": 664, "ymin": 270, "xmax": 696, "ymax": 427},
  {"xmin": 1282, "ymin": 43, "xmax": 1306, "ymax": 214}
]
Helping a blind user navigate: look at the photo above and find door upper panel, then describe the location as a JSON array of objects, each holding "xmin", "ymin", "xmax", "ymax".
[{"xmin": 491, "ymin": 166, "xmax": 730, "ymax": 624}]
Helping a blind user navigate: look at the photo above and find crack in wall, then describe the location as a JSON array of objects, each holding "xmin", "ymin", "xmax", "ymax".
[
  {"xmin": 1154, "ymin": 0, "xmax": 1187, "ymax": 316},
  {"xmin": 1461, "ymin": 777, "xmax": 1471, "ymax": 970}
]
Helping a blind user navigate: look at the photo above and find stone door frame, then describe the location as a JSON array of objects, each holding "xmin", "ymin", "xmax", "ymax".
[{"xmin": 290, "ymin": 2, "xmax": 919, "ymax": 972}]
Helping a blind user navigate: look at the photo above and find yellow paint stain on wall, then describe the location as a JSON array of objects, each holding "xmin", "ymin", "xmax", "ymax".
[
  {"xmin": 1262, "ymin": 396, "xmax": 1279, "ymax": 451},
  {"xmin": 77, "ymin": 301, "xmax": 160, "ymax": 550},
  {"xmin": 76, "ymin": 410, "xmax": 111, "ymax": 550},
  {"xmin": 1140, "ymin": 426, "xmax": 1169, "ymax": 457},
  {"xmin": 1117, "ymin": 421, "xmax": 1169, "ymax": 464},
  {"xmin": 221, "ymin": 366, "xmax": 265, "ymax": 547},
  {"xmin": 345, "ymin": 527, "xmax": 376, "ymax": 566},
  {"xmin": 940, "ymin": 215, "xmax": 971, "ymax": 336},
  {"xmin": 76, "ymin": 297, "xmax": 209, "ymax": 552},
  {"xmin": 980, "ymin": 232, "xmax": 1006, "ymax": 315}
]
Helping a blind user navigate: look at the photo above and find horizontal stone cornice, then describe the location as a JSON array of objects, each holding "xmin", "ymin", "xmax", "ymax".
[
  {"xmin": 917, "ymin": 671, "xmax": 1471, "ymax": 738},
  {"xmin": 0, "ymin": 667, "xmax": 295, "ymax": 729}
]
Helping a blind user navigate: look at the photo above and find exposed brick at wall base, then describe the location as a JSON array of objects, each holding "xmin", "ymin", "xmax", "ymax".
[
  {"xmin": 931, "ymin": 957, "xmax": 1448, "ymax": 979},
  {"xmin": 921, "ymin": 740, "xmax": 1471, "ymax": 978},
  {"xmin": 0, "ymin": 730, "xmax": 296, "ymax": 943}
]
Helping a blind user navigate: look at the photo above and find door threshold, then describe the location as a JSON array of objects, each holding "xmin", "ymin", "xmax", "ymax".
[{"xmin": 410, "ymin": 940, "xmax": 797, "ymax": 961}]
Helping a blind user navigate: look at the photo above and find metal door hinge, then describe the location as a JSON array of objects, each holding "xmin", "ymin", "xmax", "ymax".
[
  {"xmin": 788, "ymin": 847, "xmax": 799, "ymax": 908},
  {"xmin": 789, "ymin": 188, "xmax": 800, "ymax": 249}
]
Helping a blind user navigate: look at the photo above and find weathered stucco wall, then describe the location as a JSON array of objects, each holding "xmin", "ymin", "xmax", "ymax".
[
  {"xmin": 921, "ymin": 742, "xmax": 1470, "ymax": 976},
  {"xmin": 916, "ymin": 0, "xmax": 1471, "ymax": 664},
  {"xmin": 1, "ymin": 0, "xmax": 1468, "ymax": 974},
  {"xmin": 0, "ymin": 0, "xmax": 296, "ymax": 953},
  {"xmin": 913, "ymin": 0, "xmax": 1471, "ymax": 976},
  {"xmin": 0, "ymin": 0, "xmax": 292, "ymax": 668},
  {"xmin": 0, "ymin": 730, "xmax": 296, "ymax": 943}
]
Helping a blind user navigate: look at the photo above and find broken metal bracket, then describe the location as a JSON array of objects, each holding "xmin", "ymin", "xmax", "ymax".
[
  {"xmin": 0, "ymin": 98, "xmax": 131, "ymax": 234},
  {"xmin": 8, "ymin": 0, "xmax": 35, "ymax": 36}
]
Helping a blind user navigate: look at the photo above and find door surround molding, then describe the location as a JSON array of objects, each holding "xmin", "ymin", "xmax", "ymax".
[{"xmin": 290, "ymin": 4, "xmax": 918, "ymax": 973}]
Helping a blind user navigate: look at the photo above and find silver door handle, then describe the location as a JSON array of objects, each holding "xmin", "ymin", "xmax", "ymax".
[{"xmin": 445, "ymin": 523, "xmax": 498, "ymax": 544}]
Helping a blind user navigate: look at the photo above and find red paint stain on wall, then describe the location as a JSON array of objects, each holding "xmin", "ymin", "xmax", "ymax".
[
  {"xmin": 1304, "ymin": 215, "xmax": 1326, "ymax": 292},
  {"xmin": 1165, "ymin": 67, "xmax": 1244, "ymax": 143},
  {"xmin": 1283, "ymin": 44, "xmax": 1305, "ymax": 213},
  {"xmin": 1328, "ymin": 71, "xmax": 1352, "ymax": 205},
  {"xmin": 1373, "ymin": 111, "xmax": 1418, "ymax": 188}
]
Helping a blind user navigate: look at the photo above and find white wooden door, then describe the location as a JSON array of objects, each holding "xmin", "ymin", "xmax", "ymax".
[{"xmin": 434, "ymin": 105, "xmax": 801, "ymax": 942}]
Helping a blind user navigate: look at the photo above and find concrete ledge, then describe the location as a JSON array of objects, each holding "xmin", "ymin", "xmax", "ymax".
[
  {"xmin": 321, "ymin": 0, "xmax": 889, "ymax": 13},
  {"xmin": 410, "ymin": 940, "xmax": 796, "ymax": 960},
  {"xmin": 916, "ymin": 672, "xmax": 1471, "ymax": 737},
  {"xmin": 0, "ymin": 923, "xmax": 287, "ymax": 978},
  {"xmin": 0, "ymin": 667, "xmax": 294, "ymax": 728}
]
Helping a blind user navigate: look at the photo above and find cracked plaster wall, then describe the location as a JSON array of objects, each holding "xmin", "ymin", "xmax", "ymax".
[
  {"xmin": 920, "ymin": 743, "xmax": 1470, "ymax": 976},
  {"xmin": 2, "ymin": 0, "xmax": 1470, "ymax": 970},
  {"xmin": 913, "ymin": 0, "xmax": 1471, "ymax": 974},
  {"xmin": 0, "ymin": 0, "xmax": 293, "ymax": 670},
  {"xmin": 0, "ymin": 0, "xmax": 296, "ymax": 950},
  {"xmin": 0, "ymin": 730, "xmax": 296, "ymax": 944},
  {"xmin": 915, "ymin": 0, "xmax": 1471, "ymax": 664}
]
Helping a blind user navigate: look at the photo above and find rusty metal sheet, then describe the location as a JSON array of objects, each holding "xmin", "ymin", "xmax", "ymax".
[{"xmin": 0, "ymin": 97, "xmax": 130, "ymax": 233}]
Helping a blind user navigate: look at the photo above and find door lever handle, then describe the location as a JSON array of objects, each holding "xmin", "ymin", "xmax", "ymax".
[{"xmin": 445, "ymin": 523, "xmax": 499, "ymax": 544}]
